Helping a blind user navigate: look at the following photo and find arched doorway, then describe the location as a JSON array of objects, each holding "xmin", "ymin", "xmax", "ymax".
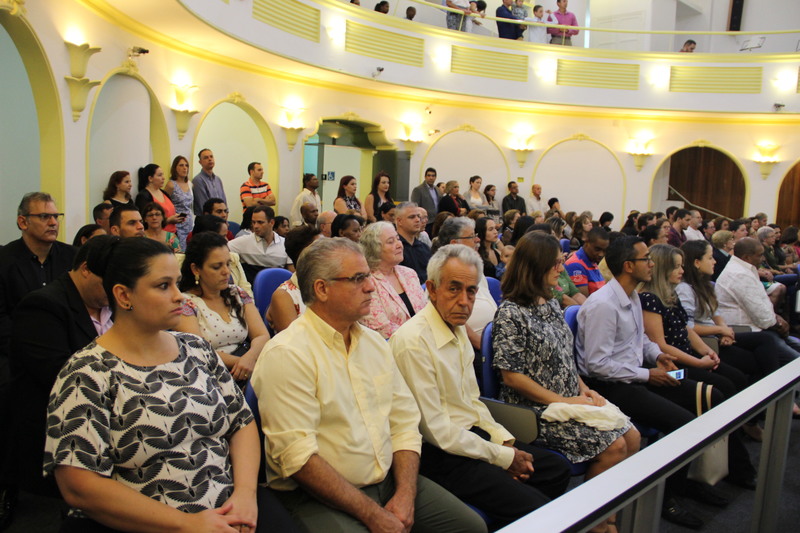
[
  {"xmin": 651, "ymin": 146, "xmax": 746, "ymax": 219},
  {"xmin": 775, "ymin": 160, "xmax": 800, "ymax": 228}
]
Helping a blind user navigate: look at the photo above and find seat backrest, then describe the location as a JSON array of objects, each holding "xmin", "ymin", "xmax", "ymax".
[
  {"xmin": 480, "ymin": 322, "xmax": 500, "ymax": 399},
  {"xmin": 486, "ymin": 276, "xmax": 502, "ymax": 305},
  {"xmin": 560, "ymin": 238, "xmax": 571, "ymax": 253},
  {"xmin": 243, "ymin": 382, "xmax": 268, "ymax": 484},
  {"xmin": 252, "ymin": 268, "xmax": 292, "ymax": 318},
  {"xmin": 563, "ymin": 304, "xmax": 580, "ymax": 336}
]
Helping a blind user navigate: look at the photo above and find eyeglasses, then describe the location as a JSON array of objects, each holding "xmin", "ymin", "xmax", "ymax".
[
  {"xmin": 629, "ymin": 255, "xmax": 654, "ymax": 263},
  {"xmin": 25, "ymin": 213, "xmax": 64, "ymax": 221},
  {"xmin": 456, "ymin": 233, "xmax": 477, "ymax": 241},
  {"xmin": 330, "ymin": 272, "xmax": 372, "ymax": 286}
]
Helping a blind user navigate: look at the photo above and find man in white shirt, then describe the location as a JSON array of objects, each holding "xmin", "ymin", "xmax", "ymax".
[
  {"xmin": 683, "ymin": 210, "xmax": 706, "ymax": 241},
  {"xmin": 526, "ymin": 183, "xmax": 545, "ymax": 215},
  {"xmin": 289, "ymin": 173, "xmax": 322, "ymax": 227},
  {"xmin": 391, "ymin": 244, "xmax": 570, "ymax": 527},
  {"xmin": 252, "ymin": 238, "xmax": 486, "ymax": 533},
  {"xmin": 228, "ymin": 206, "xmax": 294, "ymax": 283},
  {"xmin": 715, "ymin": 237, "xmax": 799, "ymax": 363}
]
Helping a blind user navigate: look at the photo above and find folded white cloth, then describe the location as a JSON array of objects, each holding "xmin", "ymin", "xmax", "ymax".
[{"xmin": 541, "ymin": 401, "xmax": 629, "ymax": 431}]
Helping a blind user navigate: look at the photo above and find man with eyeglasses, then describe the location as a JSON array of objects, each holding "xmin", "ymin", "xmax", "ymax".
[
  {"xmin": 0, "ymin": 192, "xmax": 76, "ymax": 528},
  {"xmin": 396, "ymin": 202, "xmax": 432, "ymax": 283},
  {"xmin": 251, "ymin": 238, "xmax": 486, "ymax": 533},
  {"xmin": 576, "ymin": 236, "xmax": 709, "ymax": 529}
]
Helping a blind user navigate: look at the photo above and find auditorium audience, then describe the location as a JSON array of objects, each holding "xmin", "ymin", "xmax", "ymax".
[
  {"xmin": 10, "ymin": 236, "xmax": 112, "ymax": 498},
  {"xmin": 465, "ymin": 175, "xmax": 489, "ymax": 210},
  {"xmin": 396, "ymin": 201, "xmax": 431, "ymax": 283},
  {"xmin": 316, "ymin": 210, "xmax": 336, "ymax": 238},
  {"xmin": 502, "ymin": 181, "xmax": 527, "ymax": 215},
  {"xmin": 476, "ymin": 217, "xmax": 502, "ymax": 278},
  {"xmin": 667, "ymin": 208, "xmax": 691, "ymax": 248},
  {"xmin": 44, "ymin": 237, "xmax": 296, "ymax": 532},
  {"xmin": 228, "ymin": 206, "xmax": 294, "ymax": 283},
  {"xmin": 142, "ymin": 202, "xmax": 181, "ymax": 253},
  {"xmin": 391, "ymin": 244, "xmax": 570, "ymax": 528},
  {"xmin": 438, "ymin": 180, "xmax": 469, "ymax": 216},
  {"xmin": 176, "ymin": 232, "xmax": 269, "ymax": 382},
  {"xmin": 566, "ymin": 227, "xmax": 609, "ymax": 296},
  {"xmin": 273, "ymin": 215, "xmax": 290, "ymax": 238},
  {"xmin": 492, "ymin": 232, "xmax": 639, "ymax": 531},
  {"xmin": 101, "ymin": 170, "xmax": 135, "ymax": 209},
  {"xmin": 92, "ymin": 202, "xmax": 113, "ymax": 233},
  {"xmin": 201, "ymin": 198, "xmax": 236, "ymax": 240},
  {"xmin": 108, "ymin": 204, "xmax": 145, "ymax": 238},
  {"xmin": 252, "ymin": 238, "xmax": 485, "ymax": 533},
  {"xmin": 431, "ymin": 211, "xmax": 454, "ymax": 240},
  {"xmin": 333, "ymin": 175, "xmax": 367, "ymax": 219},
  {"xmin": 265, "ymin": 224, "xmax": 320, "ymax": 333},
  {"xmin": 379, "ymin": 201, "xmax": 396, "ymax": 223},
  {"xmin": 71, "ymin": 224, "xmax": 106, "ymax": 247},
  {"xmin": 365, "ymin": 171, "xmax": 393, "ymax": 223},
  {"xmin": 359, "ymin": 222, "xmax": 427, "ymax": 339},
  {"xmin": 192, "ymin": 148, "xmax": 227, "ymax": 216},
  {"xmin": 330, "ymin": 213, "xmax": 363, "ymax": 242},
  {"xmin": 164, "ymin": 155, "xmax": 194, "ymax": 250},
  {"xmin": 134, "ymin": 164, "xmax": 183, "ymax": 234},
  {"xmin": 289, "ymin": 173, "xmax": 322, "ymax": 227},
  {"xmin": 570, "ymin": 212, "xmax": 593, "ymax": 250}
]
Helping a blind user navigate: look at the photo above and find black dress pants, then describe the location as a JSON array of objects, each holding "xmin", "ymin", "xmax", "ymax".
[{"xmin": 419, "ymin": 433, "xmax": 570, "ymax": 527}]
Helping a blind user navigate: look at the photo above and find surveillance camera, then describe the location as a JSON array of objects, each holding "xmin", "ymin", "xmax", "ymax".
[
  {"xmin": 774, "ymin": 103, "xmax": 786, "ymax": 112},
  {"xmin": 129, "ymin": 46, "xmax": 150, "ymax": 57},
  {"xmin": 377, "ymin": 66, "xmax": 384, "ymax": 72},
  {"xmin": 425, "ymin": 106, "xmax": 432, "ymax": 115},
  {"xmin": 372, "ymin": 66, "xmax": 384, "ymax": 78}
]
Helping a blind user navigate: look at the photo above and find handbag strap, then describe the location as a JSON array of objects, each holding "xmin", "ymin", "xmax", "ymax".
[{"xmin": 695, "ymin": 382, "xmax": 715, "ymax": 416}]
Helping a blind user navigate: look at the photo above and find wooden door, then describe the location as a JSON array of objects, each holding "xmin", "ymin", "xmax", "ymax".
[{"xmin": 667, "ymin": 147, "xmax": 746, "ymax": 219}]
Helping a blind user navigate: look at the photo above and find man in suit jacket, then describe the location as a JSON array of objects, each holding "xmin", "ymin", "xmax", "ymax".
[
  {"xmin": 8, "ymin": 236, "xmax": 112, "ymax": 497},
  {"xmin": 0, "ymin": 192, "xmax": 75, "ymax": 524},
  {"xmin": 410, "ymin": 167, "xmax": 442, "ymax": 236}
]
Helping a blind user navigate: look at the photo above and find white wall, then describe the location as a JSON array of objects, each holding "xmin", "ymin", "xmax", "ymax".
[
  {"xmin": 0, "ymin": 26, "xmax": 40, "ymax": 244},
  {"xmin": 422, "ymin": 130, "xmax": 509, "ymax": 196},
  {"xmin": 88, "ymin": 75, "xmax": 151, "ymax": 207},
  {"xmin": 320, "ymin": 145, "xmax": 363, "ymax": 211}
]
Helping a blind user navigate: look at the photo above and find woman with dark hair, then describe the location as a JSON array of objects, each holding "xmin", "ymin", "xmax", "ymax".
[
  {"xmin": 236, "ymin": 206, "xmax": 256, "ymax": 238},
  {"xmin": 780, "ymin": 225, "xmax": 800, "ymax": 263},
  {"xmin": 331, "ymin": 213, "xmax": 363, "ymax": 242},
  {"xmin": 71, "ymin": 224, "xmax": 106, "ymax": 247},
  {"xmin": 713, "ymin": 216, "xmax": 731, "ymax": 233},
  {"xmin": 192, "ymin": 214, "xmax": 229, "ymax": 238},
  {"xmin": 101, "ymin": 170, "xmax": 135, "ymax": 208},
  {"xmin": 164, "ymin": 155, "xmax": 193, "ymax": 250},
  {"xmin": 678, "ymin": 240, "xmax": 779, "ymax": 384},
  {"xmin": 273, "ymin": 215, "xmax": 290, "ymax": 238},
  {"xmin": 599, "ymin": 211, "xmax": 614, "ymax": 231},
  {"xmin": 364, "ymin": 171, "xmax": 392, "ymax": 223},
  {"xmin": 266, "ymin": 225, "xmax": 321, "ymax": 333},
  {"xmin": 142, "ymin": 202, "xmax": 181, "ymax": 253},
  {"xmin": 509, "ymin": 215, "xmax": 535, "ymax": 246},
  {"xmin": 570, "ymin": 212, "xmax": 594, "ymax": 250},
  {"xmin": 379, "ymin": 202, "xmax": 396, "ymax": 223},
  {"xmin": 465, "ymin": 175, "xmax": 488, "ymax": 210},
  {"xmin": 500, "ymin": 209, "xmax": 520, "ymax": 245},
  {"xmin": 134, "ymin": 163, "xmax": 184, "ymax": 233},
  {"xmin": 639, "ymin": 224, "xmax": 667, "ymax": 247},
  {"xmin": 438, "ymin": 180, "xmax": 469, "ymax": 216},
  {"xmin": 176, "ymin": 232, "xmax": 269, "ymax": 382},
  {"xmin": 619, "ymin": 211, "xmax": 639, "ymax": 235},
  {"xmin": 492, "ymin": 232, "xmax": 639, "ymax": 531},
  {"xmin": 483, "ymin": 183, "xmax": 500, "ymax": 215},
  {"xmin": 44, "ymin": 237, "xmax": 297, "ymax": 532},
  {"xmin": 333, "ymin": 175, "xmax": 367, "ymax": 219},
  {"xmin": 476, "ymin": 217, "xmax": 502, "ymax": 278}
]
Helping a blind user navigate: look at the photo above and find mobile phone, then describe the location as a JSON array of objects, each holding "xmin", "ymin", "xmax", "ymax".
[
  {"xmin": 667, "ymin": 369, "xmax": 685, "ymax": 380},
  {"xmin": 178, "ymin": 213, "xmax": 187, "ymax": 218}
]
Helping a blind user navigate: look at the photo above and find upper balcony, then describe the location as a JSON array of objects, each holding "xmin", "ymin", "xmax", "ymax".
[{"xmin": 92, "ymin": 0, "xmax": 800, "ymax": 116}]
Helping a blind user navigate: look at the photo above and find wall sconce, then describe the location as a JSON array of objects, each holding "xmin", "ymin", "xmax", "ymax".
[
  {"xmin": 771, "ymin": 68, "xmax": 799, "ymax": 92},
  {"xmin": 509, "ymin": 129, "xmax": 534, "ymax": 168},
  {"xmin": 64, "ymin": 41, "xmax": 102, "ymax": 122},
  {"xmin": 168, "ymin": 81, "xmax": 199, "ymax": 140},
  {"xmin": 754, "ymin": 142, "xmax": 780, "ymax": 180},
  {"xmin": 170, "ymin": 109, "xmax": 198, "ymax": 140},
  {"xmin": 626, "ymin": 138, "xmax": 653, "ymax": 171},
  {"xmin": 282, "ymin": 126, "xmax": 304, "ymax": 151},
  {"xmin": 279, "ymin": 101, "xmax": 305, "ymax": 151},
  {"xmin": 399, "ymin": 122, "xmax": 424, "ymax": 155}
]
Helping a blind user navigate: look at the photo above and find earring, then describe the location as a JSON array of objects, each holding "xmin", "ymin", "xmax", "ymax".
[
  {"xmin": 195, "ymin": 274, "xmax": 200, "ymax": 285},
  {"xmin": 126, "ymin": 305, "xmax": 134, "ymax": 311}
]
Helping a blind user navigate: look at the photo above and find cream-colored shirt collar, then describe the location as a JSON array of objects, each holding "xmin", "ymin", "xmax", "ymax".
[
  {"xmin": 304, "ymin": 306, "xmax": 364, "ymax": 354},
  {"xmin": 420, "ymin": 301, "xmax": 461, "ymax": 350}
]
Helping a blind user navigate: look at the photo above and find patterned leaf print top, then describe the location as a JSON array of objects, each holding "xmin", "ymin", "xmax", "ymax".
[{"xmin": 43, "ymin": 332, "xmax": 253, "ymax": 513}]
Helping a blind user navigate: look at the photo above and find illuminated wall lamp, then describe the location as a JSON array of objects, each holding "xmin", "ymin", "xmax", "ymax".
[
  {"xmin": 169, "ymin": 84, "xmax": 199, "ymax": 140},
  {"xmin": 64, "ymin": 41, "xmax": 102, "ymax": 121},
  {"xmin": 626, "ymin": 139, "xmax": 653, "ymax": 172},
  {"xmin": 280, "ymin": 106, "xmax": 305, "ymax": 151},
  {"xmin": 754, "ymin": 142, "xmax": 780, "ymax": 180},
  {"xmin": 400, "ymin": 124, "xmax": 424, "ymax": 155},
  {"xmin": 509, "ymin": 136, "xmax": 534, "ymax": 168}
]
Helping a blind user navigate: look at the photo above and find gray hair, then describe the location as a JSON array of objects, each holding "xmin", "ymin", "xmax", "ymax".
[
  {"xmin": 18, "ymin": 192, "xmax": 55, "ymax": 216},
  {"xmin": 756, "ymin": 226, "xmax": 775, "ymax": 242},
  {"xmin": 433, "ymin": 217, "xmax": 475, "ymax": 253},
  {"xmin": 297, "ymin": 237, "xmax": 364, "ymax": 304},
  {"xmin": 394, "ymin": 201, "xmax": 418, "ymax": 219},
  {"xmin": 360, "ymin": 221, "xmax": 395, "ymax": 270},
  {"xmin": 427, "ymin": 244, "xmax": 483, "ymax": 288}
]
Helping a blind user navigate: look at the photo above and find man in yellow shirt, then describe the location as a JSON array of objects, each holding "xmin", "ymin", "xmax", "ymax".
[
  {"xmin": 251, "ymin": 238, "xmax": 486, "ymax": 533},
  {"xmin": 391, "ymin": 244, "xmax": 570, "ymax": 527}
]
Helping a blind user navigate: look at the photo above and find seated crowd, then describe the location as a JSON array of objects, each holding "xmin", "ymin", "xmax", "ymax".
[{"xmin": 1, "ymin": 162, "xmax": 799, "ymax": 532}]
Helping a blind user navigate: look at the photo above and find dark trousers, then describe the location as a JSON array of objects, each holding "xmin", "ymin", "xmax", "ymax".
[
  {"xmin": 419, "ymin": 435, "xmax": 570, "ymax": 527},
  {"xmin": 723, "ymin": 331, "xmax": 782, "ymax": 381}
]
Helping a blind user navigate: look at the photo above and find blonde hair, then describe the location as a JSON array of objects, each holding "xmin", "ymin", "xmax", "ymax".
[{"xmin": 641, "ymin": 244, "xmax": 683, "ymax": 308}]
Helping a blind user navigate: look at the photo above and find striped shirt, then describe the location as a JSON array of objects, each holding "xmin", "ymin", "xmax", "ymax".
[{"xmin": 239, "ymin": 178, "xmax": 272, "ymax": 208}]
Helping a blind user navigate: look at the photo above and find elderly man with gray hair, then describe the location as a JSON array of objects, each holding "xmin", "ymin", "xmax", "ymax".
[
  {"xmin": 252, "ymin": 238, "xmax": 486, "ymax": 533},
  {"xmin": 391, "ymin": 244, "xmax": 570, "ymax": 528}
]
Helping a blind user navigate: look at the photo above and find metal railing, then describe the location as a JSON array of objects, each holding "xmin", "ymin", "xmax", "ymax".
[
  {"xmin": 498, "ymin": 357, "xmax": 800, "ymax": 533},
  {"xmin": 668, "ymin": 185, "xmax": 726, "ymax": 220}
]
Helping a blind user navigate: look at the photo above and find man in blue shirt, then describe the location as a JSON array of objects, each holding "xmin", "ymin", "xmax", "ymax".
[
  {"xmin": 496, "ymin": 0, "xmax": 523, "ymax": 40},
  {"xmin": 192, "ymin": 148, "xmax": 227, "ymax": 216}
]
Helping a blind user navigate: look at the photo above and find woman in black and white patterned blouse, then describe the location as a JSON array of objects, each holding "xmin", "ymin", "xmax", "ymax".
[{"xmin": 44, "ymin": 237, "xmax": 297, "ymax": 532}]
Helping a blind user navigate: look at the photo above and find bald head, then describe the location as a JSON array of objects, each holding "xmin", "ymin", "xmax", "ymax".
[
  {"xmin": 733, "ymin": 237, "xmax": 764, "ymax": 267},
  {"xmin": 317, "ymin": 210, "xmax": 337, "ymax": 237}
]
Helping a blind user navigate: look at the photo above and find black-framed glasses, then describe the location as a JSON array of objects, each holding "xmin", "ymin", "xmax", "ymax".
[
  {"xmin": 456, "ymin": 233, "xmax": 477, "ymax": 241},
  {"xmin": 25, "ymin": 213, "xmax": 64, "ymax": 221},
  {"xmin": 629, "ymin": 255, "xmax": 653, "ymax": 263},
  {"xmin": 330, "ymin": 272, "xmax": 372, "ymax": 286}
]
